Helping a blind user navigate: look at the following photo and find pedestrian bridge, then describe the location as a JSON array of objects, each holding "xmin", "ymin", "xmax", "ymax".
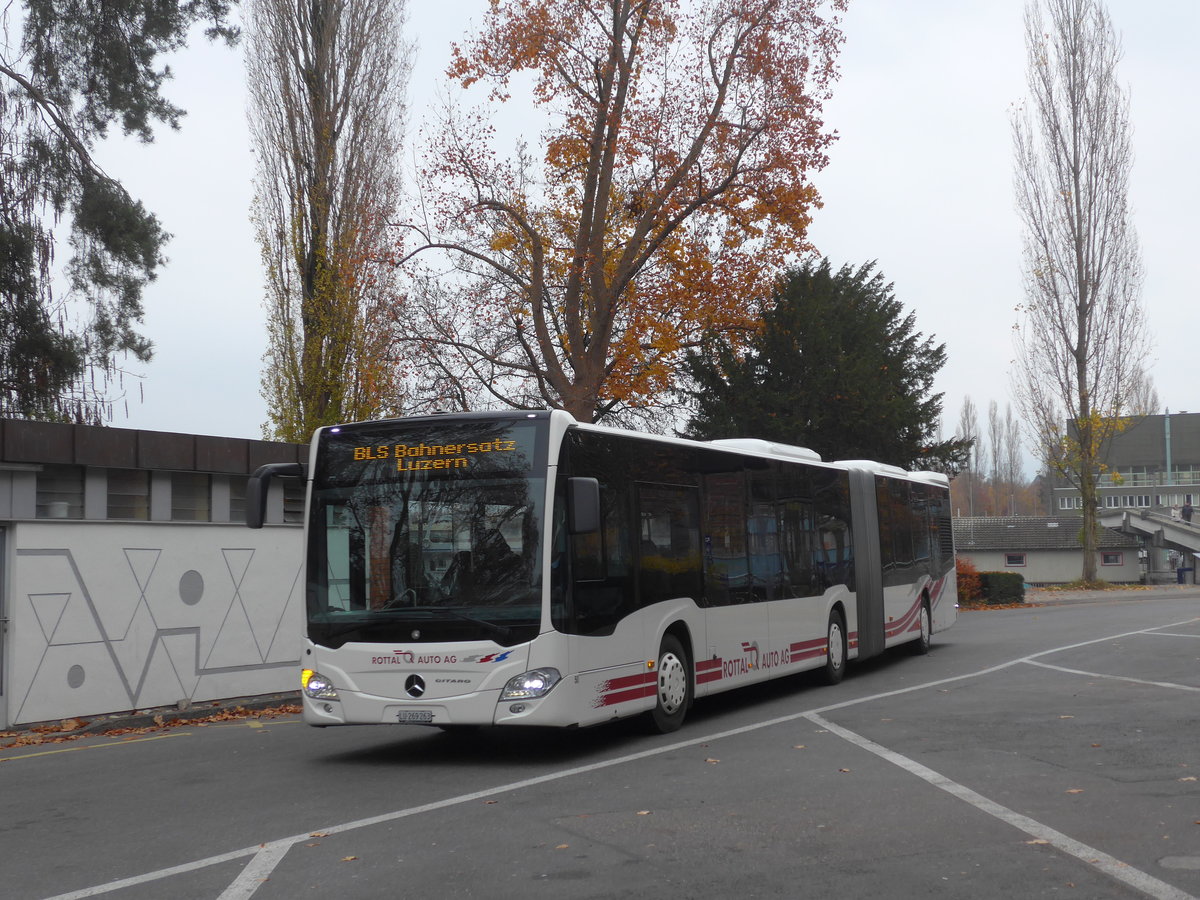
[{"xmin": 1099, "ymin": 509, "xmax": 1200, "ymax": 582}]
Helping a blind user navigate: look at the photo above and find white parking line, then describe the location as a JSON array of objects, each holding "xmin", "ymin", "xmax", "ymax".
[
  {"xmin": 217, "ymin": 840, "xmax": 296, "ymax": 900},
  {"xmin": 43, "ymin": 616, "xmax": 1200, "ymax": 900},
  {"xmin": 1145, "ymin": 631, "xmax": 1200, "ymax": 639},
  {"xmin": 1024, "ymin": 658, "xmax": 1200, "ymax": 691},
  {"xmin": 806, "ymin": 711, "xmax": 1197, "ymax": 900}
]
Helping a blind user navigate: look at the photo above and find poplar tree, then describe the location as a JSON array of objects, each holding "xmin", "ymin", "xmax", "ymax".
[
  {"xmin": 1011, "ymin": 0, "xmax": 1149, "ymax": 582},
  {"xmin": 247, "ymin": 0, "xmax": 411, "ymax": 441}
]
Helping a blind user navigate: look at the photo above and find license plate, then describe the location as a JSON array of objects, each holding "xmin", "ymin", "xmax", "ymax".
[{"xmin": 396, "ymin": 709, "xmax": 433, "ymax": 724}]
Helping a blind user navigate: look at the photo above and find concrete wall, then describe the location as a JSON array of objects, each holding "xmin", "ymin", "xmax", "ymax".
[
  {"xmin": 959, "ymin": 549, "xmax": 1141, "ymax": 585},
  {"xmin": 6, "ymin": 520, "xmax": 302, "ymax": 727}
]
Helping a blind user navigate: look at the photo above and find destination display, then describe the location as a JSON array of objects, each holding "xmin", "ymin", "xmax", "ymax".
[
  {"xmin": 315, "ymin": 417, "xmax": 545, "ymax": 487},
  {"xmin": 352, "ymin": 438, "xmax": 519, "ymax": 471}
]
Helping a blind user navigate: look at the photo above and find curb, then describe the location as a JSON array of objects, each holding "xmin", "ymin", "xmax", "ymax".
[
  {"xmin": 1024, "ymin": 586, "xmax": 1200, "ymax": 606},
  {"xmin": 6, "ymin": 692, "xmax": 301, "ymax": 741},
  {"xmin": 74, "ymin": 692, "xmax": 302, "ymax": 734}
]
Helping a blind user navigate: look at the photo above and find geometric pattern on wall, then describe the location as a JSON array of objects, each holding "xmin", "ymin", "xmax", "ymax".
[{"xmin": 12, "ymin": 535, "xmax": 303, "ymax": 726}]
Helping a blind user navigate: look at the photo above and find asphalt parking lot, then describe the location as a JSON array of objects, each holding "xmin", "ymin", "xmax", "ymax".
[{"xmin": 2, "ymin": 589, "xmax": 1198, "ymax": 899}]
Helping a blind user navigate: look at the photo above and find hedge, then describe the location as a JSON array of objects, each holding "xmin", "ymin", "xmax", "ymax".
[{"xmin": 977, "ymin": 571, "xmax": 1025, "ymax": 605}]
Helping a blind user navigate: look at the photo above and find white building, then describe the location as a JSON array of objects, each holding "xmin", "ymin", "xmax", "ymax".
[{"xmin": 0, "ymin": 419, "xmax": 305, "ymax": 729}]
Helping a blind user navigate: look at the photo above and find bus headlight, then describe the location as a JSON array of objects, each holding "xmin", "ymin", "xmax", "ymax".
[
  {"xmin": 301, "ymin": 668, "xmax": 339, "ymax": 700},
  {"xmin": 500, "ymin": 668, "xmax": 561, "ymax": 701}
]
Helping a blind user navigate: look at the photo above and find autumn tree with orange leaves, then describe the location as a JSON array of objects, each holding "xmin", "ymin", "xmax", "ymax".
[{"xmin": 397, "ymin": 0, "xmax": 846, "ymax": 423}]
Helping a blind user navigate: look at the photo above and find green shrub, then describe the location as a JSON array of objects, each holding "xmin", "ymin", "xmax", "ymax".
[{"xmin": 978, "ymin": 571, "xmax": 1025, "ymax": 604}]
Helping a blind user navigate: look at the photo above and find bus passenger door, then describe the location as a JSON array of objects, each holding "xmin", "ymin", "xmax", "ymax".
[
  {"xmin": 555, "ymin": 480, "xmax": 648, "ymax": 723},
  {"xmin": 698, "ymin": 473, "xmax": 769, "ymax": 694}
]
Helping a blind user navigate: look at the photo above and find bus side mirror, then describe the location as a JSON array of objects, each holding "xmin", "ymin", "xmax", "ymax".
[
  {"xmin": 567, "ymin": 477, "xmax": 600, "ymax": 534},
  {"xmin": 246, "ymin": 462, "xmax": 305, "ymax": 529}
]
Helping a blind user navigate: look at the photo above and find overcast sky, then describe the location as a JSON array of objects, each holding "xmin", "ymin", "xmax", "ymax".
[{"xmin": 96, "ymin": 0, "xmax": 1198, "ymax": 472}]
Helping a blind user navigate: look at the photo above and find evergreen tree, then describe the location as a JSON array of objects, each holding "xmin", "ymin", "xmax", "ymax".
[
  {"xmin": 0, "ymin": 0, "xmax": 237, "ymax": 421},
  {"xmin": 683, "ymin": 259, "xmax": 968, "ymax": 472}
]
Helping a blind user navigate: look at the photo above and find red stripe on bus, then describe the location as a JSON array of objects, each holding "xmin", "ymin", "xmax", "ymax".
[
  {"xmin": 599, "ymin": 684, "xmax": 658, "ymax": 707},
  {"xmin": 790, "ymin": 638, "xmax": 825, "ymax": 654},
  {"xmin": 790, "ymin": 647, "xmax": 825, "ymax": 661},
  {"xmin": 885, "ymin": 597, "xmax": 922, "ymax": 637},
  {"xmin": 602, "ymin": 671, "xmax": 656, "ymax": 692}
]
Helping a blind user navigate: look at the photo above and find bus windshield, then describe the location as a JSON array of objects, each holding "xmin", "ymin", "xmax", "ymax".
[{"xmin": 306, "ymin": 417, "xmax": 548, "ymax": 648}]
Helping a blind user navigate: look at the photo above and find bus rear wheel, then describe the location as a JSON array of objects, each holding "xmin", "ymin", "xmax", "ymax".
[
  {"xmin": 648, "ymin": 634, "xmax": 690, "ymax": 734},
  {"xmin": 820, "ymin": 610, "xmax": 847, "ymax": 685},
  {"xmin": 910, "ymin": 599, "xmax": 932, "ymax": 655}
]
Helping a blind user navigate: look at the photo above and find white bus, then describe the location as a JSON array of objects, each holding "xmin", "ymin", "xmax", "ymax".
[{"xmin": 248, "ymin": 410, "xmax": 956, "ymax": 733}]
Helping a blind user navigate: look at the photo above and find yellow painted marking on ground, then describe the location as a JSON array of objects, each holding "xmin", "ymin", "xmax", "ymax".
[
  {"xmin": 207, "ymin": 718, "xmax": 302, "ymax": 730},
  {"xmin": 0, "ymin": 732, "xmax": 190, "ymax": 762}
]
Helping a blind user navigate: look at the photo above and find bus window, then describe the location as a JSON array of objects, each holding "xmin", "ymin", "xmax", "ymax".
[
  {"xmin": 813, "ymin": 468, "xmax": 853, "ymax": 589},
  {"xmin": 703, "ymin": 472, "xmax": 748, "ymax": 606},
  {"xmin": 637, "ymin": 484, "xmax": 702, "ymax": 606},
  {"xmin": 777, "ymin": 463, "xmax": 817, "ymax": 598},
  {"xmin": 567, "ymin": 484, "xmax": 635, "ymax": 635},
  {"xmin": 748, "ymin": 464, "xmax": 781, "ymax": 602},
  {"xmin": 911, "ymin": 484, "xmax": 932, "ymax": 566}
]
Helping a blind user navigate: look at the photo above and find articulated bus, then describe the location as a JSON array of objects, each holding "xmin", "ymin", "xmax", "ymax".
[{"xmin": 248, "ymin": 409, "xmax": 956, "ymax": 733}]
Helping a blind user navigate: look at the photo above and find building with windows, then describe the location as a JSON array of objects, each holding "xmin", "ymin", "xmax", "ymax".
[
  {"xmin": 1050, "ymin": 412, "xmax": 1200, "ymax": 516},
  {"xmin": 953, "ymin": 516, "xmax": 1143, "ymax": 586},
  {"xmin": 0, "ymin": 418, "xmax": 306, "ymax": 729}
]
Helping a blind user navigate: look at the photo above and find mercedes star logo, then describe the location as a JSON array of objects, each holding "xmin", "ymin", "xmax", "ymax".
[{"xmin": 405, "ymin": 674, "xmax": 426, "ymax": 698}]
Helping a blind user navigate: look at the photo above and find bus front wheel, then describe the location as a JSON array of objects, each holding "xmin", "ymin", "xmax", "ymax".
[
  {"xmin": 820, "ymin": 610, "xmax": 847, "ymax": 685},
  {"xmin": 648, "ymin": 634, "xmax": 690, "ymax": 734}
]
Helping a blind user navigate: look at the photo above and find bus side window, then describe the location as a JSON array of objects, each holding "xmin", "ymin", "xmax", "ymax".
[
  {"xmin": 637, "ymin": 484, "xmax": 702, "ymax": 606},
  {"xmin": 777, "ymin": 464, "xmax": 816, "ymax": 598},
  {"xmin": 814, "ymin": 469, "xmax": 853, "ymax": 588},
  {"xmin": 748, "ymin": 464, "xmax": 780, "ymax": 602},
  {"xmin": 703, "ymin": 472, "xmax": 747, "ymax": 606},
  {"xmin": 568, "ymin": 484, "xmax": 635, "ymax": 635}
]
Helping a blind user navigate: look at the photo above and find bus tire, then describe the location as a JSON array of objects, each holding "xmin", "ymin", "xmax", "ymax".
[
  {"xmin": 820, "ymin": 609, "xmax": 847, "ymax": 685},
  {"xmin": 910, "ymin": 599, "xmax": 932, "ymax": 655},
  {"xmin": 648, "ymin": 634, "xmax": 690, "ymax": 734}
]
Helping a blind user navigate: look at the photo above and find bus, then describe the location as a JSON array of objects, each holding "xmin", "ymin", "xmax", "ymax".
[{"xmin": 248, "ymin": 409, "xmax": 956, "ymax": 733}]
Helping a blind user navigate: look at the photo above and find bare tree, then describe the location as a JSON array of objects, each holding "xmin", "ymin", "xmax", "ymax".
[
  {"xmin": 954, "ymin": 396, "xmax": 980, "ymax": 517},
  {"xmin": 396, "ymin": 0, "xmax": 846, "ymax": 423},
  {"xmin": 1001, "ymin": 404, "xmax": 1025, "ymax": 515},
  {"xmin": 987, "ymin": 400, "xmax": 1003, "ymax": 514},
  {"xmin": 1125, "ymin": 364, "xmax": 1160, "ymax": 416},
  {"xmin": 247, "ymin": 0, "xmax": 411, "ymax": 441},
  {"xmin": 1011, "ymin": 0, "xmax": 1149, "ymax": 582}
]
